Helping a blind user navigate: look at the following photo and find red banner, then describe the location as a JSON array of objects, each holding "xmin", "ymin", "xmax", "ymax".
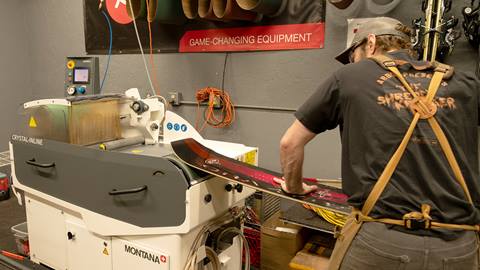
[{"xmin": 179, "ymin": 23, "xmax": 325, "ymax": 52}]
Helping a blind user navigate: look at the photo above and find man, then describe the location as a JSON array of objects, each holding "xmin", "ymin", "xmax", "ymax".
[{"xmin": 275, "ymin": 17, "xmax": 480, "ymax": 269}]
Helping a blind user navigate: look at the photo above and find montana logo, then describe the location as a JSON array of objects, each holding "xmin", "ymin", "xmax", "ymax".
[{"xmin": 124, "ymin": 244, "xmax": 164, "ymax": 264}]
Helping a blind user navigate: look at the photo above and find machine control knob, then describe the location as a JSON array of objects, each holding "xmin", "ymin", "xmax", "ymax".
[
  {"xmin": 131, "ymin": 101, "xmax": 149, "ymax": 115},
  {"xmin": 150, "ymin": 123, "xmax": 159, "ymax": 131},
  {"xmin": 67, "ymin": 231, "xmax": 76, "ymax": 240},
  {"xmin": 77, "ymin": 86, "xmax": 86, "ymax": 94},
  {"xmin": 234, "ymin": 184, "xmax": 243, "ymax": 193},
  {"xmin": 67, "ymin": 86, "xmax": 76, "ymax": 96},
  {"xmin": 225, "ymin": 184, "xmax": 233, "ymax": 192}
]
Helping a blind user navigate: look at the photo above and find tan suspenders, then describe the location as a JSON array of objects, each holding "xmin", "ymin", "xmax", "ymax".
[{"xmin": 328, "ymin": 55, "xmax": 478, "ymax": 270}]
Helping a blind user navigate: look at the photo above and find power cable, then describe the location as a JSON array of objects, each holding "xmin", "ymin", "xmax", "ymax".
[
  {"xmin": 303, "ymin": 204, "xmax": 347, "ymax": 227},
  {"xmin": 127, "ymin": 0, "xmax": 156, "ymax": 96},
  {"xmin": 100, "ymin": 10, "xmax": 113, "ymax": 93},
  {"xmin": 145, "ymin": 0, "xmax": 162, "ymax": 94},
  {"xmin": 221, "ymin": 53, "xmax": 229, "ymax": 91}
]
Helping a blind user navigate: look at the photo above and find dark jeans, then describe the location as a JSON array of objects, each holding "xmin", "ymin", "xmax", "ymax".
[{"xmin": 340, "ymin": 222, "xmax": 478, "ymax": 270}]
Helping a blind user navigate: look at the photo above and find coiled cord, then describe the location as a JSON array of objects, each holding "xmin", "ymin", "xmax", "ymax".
[{"xmin": 195, "ymin": 87, "xmax": 235, "ymax": 132}]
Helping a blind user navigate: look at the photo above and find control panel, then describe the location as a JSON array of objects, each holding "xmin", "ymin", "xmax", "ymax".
[{"xmin": 65, "ymin": 57, "xmax": 100, "ymax": 96}]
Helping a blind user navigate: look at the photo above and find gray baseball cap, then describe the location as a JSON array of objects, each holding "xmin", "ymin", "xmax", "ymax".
[{"xmin": 335, "ymin": 17, "xmax": 410, "ymax": 64}]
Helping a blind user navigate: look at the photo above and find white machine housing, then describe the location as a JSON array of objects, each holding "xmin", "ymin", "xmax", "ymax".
[{"xmin": 10, "ymin": 90, "xmax": 257, "ymax": 270}]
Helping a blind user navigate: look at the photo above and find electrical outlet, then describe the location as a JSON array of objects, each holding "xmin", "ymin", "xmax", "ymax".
[
  {"xmin": 212, "ymin": 96, "xmax": 222, "ymax": 109},
  {"xmin": 168, "ymin": 92, "xmax": 181, "ymax": 106}
]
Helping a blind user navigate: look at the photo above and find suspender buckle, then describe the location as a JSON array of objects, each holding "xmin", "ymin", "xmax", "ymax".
[
  {"xmin": 382, "ymin": 60, "xmax": 397, "ymax": 67},
  {"xmin": 404, "ymin": 218, "xmax": 431, "ymax": 230},
  {"xmin": 403, "ymin": 204, "xmax": 433, "ymax": 230},
  {"xmin": 409, "ymin": 96, "xmax": 437, "ymax": 119}
]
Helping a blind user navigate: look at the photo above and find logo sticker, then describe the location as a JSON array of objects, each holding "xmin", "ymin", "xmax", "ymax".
[
  {"xmin": 124, "ymin": 244, "xmax": 161, "ymax": 264},
  {"xmin": 106, "ymin": 0, "xmax": 133, "ymax": 25},
  {"xmin": 11, "ymin": 135, "xmax": 43, "ymax": 145}
]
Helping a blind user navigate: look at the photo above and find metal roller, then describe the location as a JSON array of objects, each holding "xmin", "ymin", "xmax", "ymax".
[
  {"xmin": 164, "ymin": 155, "xmax": 210, "ymax": 186},
  {"xmin": 213, "ymin": 0, "xmax": 258, "ymax": 21},
  {"xmin": 182, "ymin": 0, "xmax": 199, "ymax": 19},
  {"xmin": 126, "ymin": 0, "xmax": 147, "ymax": 19},
  {"xmin": 99, "ymin": 136, "xmax": 145, "ymax": 151},
  {"xmin": 235, "ymin": 0, "xmax": 284, "ymax": 16},
  {"xmin": 148, "ymin": 0, "xmax": 187, "ymax": 24}
]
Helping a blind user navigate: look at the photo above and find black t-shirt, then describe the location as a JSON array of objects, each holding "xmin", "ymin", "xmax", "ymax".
[{"xmin": 295, "ymin": 50, "xmax": 480, "ymax": 239}]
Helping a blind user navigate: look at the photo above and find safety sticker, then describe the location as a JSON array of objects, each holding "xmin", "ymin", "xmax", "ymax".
[
  {"xmin": 244, "ymin": 150, "xmax": 257, "ymax": 165},
  {"xmin": 29, "ymin": 117, "xmax": 37, "ymax": 128}
]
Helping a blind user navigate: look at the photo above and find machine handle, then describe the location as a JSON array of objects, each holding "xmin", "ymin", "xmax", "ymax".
[
  {"xmin": 26, "ymin": 159, "xmax": 56, "ymax": 168},
  {"xmin": 109, "ymin": 185, "xmax": 148, "ymax": 195}
]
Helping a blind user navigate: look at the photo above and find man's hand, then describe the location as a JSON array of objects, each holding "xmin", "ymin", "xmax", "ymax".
[{"xmin": 273, "ymin": 177, "xmax": 318, "ymax": 195}]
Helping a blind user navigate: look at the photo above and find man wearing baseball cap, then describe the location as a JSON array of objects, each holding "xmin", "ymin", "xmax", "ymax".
[{"xmin": 275, "ymin": 17, "xmax": 480, "ymax": 269}]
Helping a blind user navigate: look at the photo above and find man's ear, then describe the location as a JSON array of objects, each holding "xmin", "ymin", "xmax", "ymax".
[{"xmin": 366, "ymin": 34, "xmax": 377, "ymax": 55}]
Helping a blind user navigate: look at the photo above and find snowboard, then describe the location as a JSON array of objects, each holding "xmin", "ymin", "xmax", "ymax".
[{"xmin": 171, "ymin": 138, "xmax": 351, "ymax": 215}]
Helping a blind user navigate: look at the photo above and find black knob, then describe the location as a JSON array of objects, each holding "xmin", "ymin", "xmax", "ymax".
[
  {"xmin": 132, "ymin": 102, "xmax": 141, "ymax": 112},
  {"xmin": 204, "ymin": 194, "xmax": 212, "ymax": 203},
  {"xmin": 67, "ymin": 232, "xmax": 75, "ymax": 240},
  {"xmin": 225, "ymin": 184, "xmax": 233, "ymax": 192},
  {"xmin": 131, "ymin": 101, "xmax": 149, "ymax": 114},
  {"xmin": 235, "ymin": 184, "xmax": 243, "ymax": 193}
]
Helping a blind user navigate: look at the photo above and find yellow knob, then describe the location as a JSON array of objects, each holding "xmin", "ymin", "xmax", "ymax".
[{"xmin": 67, "ymin": 60, "xmax": 75, "ymax": 69}]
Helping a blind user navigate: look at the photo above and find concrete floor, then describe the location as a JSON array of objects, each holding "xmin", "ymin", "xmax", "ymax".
[{"xmin": 0, "ymin": 193, "xmax": 27, "ymax": 270}]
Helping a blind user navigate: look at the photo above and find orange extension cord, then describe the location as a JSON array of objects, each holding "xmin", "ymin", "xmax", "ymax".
[
  {"xmin": 145, "ymin": 0, "xmax": 161, "ymax": 96},
  {"xmin": 195, "ymin": 87, "xmax": 235, "ymax": 132}
]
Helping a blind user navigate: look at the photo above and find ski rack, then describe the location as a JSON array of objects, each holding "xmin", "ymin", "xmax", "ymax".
[
  {"xmin": 462, "ymin": 0, "xmax": 480, "ymax": 47},
  {"xmin": 412, "ymin": 0, "xmax": 459, "ymax": 62},
  {"xmin": 462, "ymin": 1, "xmax": 480, "ymax": 77}
]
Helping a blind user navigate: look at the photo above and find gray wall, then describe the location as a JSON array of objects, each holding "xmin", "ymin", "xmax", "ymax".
[
  {"xmin": 22, "ymin": 0, "xmax": 478, "ymax": 179},
  {"xmin": 0, "ymin": 1, "xmax": 33, "ymax": 150}
]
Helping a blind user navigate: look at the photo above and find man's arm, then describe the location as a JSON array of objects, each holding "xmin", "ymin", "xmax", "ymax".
[{"xmin": 279, "ymin": 120, "xmax": 317, "ymax": 194}]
